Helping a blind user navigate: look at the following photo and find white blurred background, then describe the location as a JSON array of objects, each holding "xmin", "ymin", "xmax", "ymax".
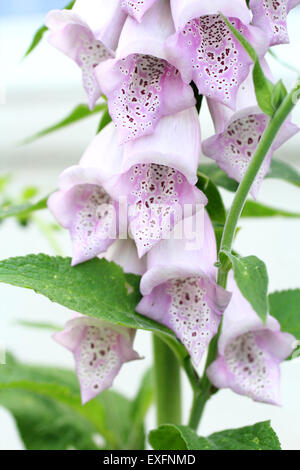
[{"xmin": 0, "ymin": 1, "xmax": 300, "ymax": 450}]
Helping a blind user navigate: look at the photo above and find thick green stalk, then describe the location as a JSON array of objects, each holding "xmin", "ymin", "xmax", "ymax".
[
  {"xmin": 188, "ymin": 82, "xmax": 300, "ymax": 430},
  {"xmin": 153, "ymin": 334, "xmax": 181, "ymax": 425}
]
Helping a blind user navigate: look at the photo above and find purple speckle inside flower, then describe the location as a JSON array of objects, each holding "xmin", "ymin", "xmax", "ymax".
[
  {"xmin": 165, "ymin": 277, "xmax": 221, "ymax": 366},
  {"xmin": 121, "ymin": 163, "xmax": 203, "ymax": 257},
  {"xmin": 77, "ymin": 35, "xmax": 113, "ymax": 107},
  {"xmin": 75, "ymin": 325, "xmax": 120, "ymax": 395},
  {"xmin": 177, "ymin": 15, "xmax": 251, "ymax": 107},
  {"xmin": 71, "ymin": 184, "xmax": 116, "ymax": 262},
  {"xmin": 224, "ymin": 331, "xmax": 278, "ymax": 403},
  {"xmin": 109, "ymin": 54, "xmax": 181, "ymax": 142},
  {"xmin": 218, "ymin": 114, "xmax": 270, "ymax": 195},
  {"xmin": 251, "ymin": 0, "xmax": 290, "ymax": 46},
  {"xmin": 121, "ymin": 0, "xmax": 158, "ymax": 21}
]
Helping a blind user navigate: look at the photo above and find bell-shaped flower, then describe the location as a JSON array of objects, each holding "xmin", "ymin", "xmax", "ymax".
[
  {"xmin": 95, "ymin": 0, "xmax": 195, "ymax": 143},
  {"xmin": 165, "ymin": 0, "xmax": 268, "ymax": 109},
  {"xmin": 104, "ymin": 239, "xmax": 147, "ymax": 275},
  {"xmin": 53, "ymin": 315, "xmax": 141, "ymax": 403},
  {"xmin": 48, "ymin": 124, "xmax": 124, "ymax": 266},
  {"xmin": 202, "ymin": 67, "xmax": 299, "ymax": 198},
  {"xmin": 121, "ymin": 0, "xmax": 160, "ymax": 22},
  {"xmin": 136, "ymin": 212, "xmax": 231, "ymax": 366},
  {"xmin": 250, "ymin": 0, "xmax": 300, "ymax": 46},
  {"xmin": 207, "ymin": 275, "xmax": 296, "ymax": 405},
  {"xmin": 106, "ymin": 108, "xmax": 207, "ymax": 257},
  {"xmin": 46, "ymin": 0, "xmax": 126, "ymax": 109}
]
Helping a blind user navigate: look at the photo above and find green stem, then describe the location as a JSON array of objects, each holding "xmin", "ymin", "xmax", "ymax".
[
  {"xmin": 188, "ymin": 376, "xmax": 211, "ymax": 430},
  {"xmin": 220, "ymin": 86, "xmax": 299, "ymax": 256},
  {"xmin": 188, "ymin": 82, "xmax": 300, "ymax": 430},
  {"xmin": 153, "ymin": 334, "xmax": 181, "ymax": 425}
]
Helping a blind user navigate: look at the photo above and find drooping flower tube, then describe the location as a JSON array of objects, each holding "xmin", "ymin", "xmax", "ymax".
[
  {"xmin": 121, "ymin": 0, "xmax": 160, "ymax": 22},
  {"xmin": 54, "ymin": 315, "xmax": 141, "ymax": 403},
  {"xmin": 48, "ymin": 124, "xmax": 123, "ymax": 266},
  {"xmin": 46, "ymin": 0, "xmax": 126, "ymax": 109},
  {"xmin": 106, "ymin": 108, "xmax": 207, "ymax": 257},
  {"xmin": 104, "ymin": 239, "xmax": 147, "ymax": 275},
  {"xmin": 136, "ymin": 212, "xmax": 231, "ymax": 366},
  {"xmin": 165, "ymin": 0, "xmax": 268, "ymax": 109},
  {"xmin": 49, "ymin": 109, "xmax": 205, "ymax": 262},
  {"xmin": 207, "ymin": 274, "xmax": 296, "ymax": 405},
  {"xmin": 202, "ymin": 67, "xmax": 299, "ymax": 198},
  {"xmin": 250, "ymin": 0, "xmax": 300, "ymax": 46},
  {"xmin": 95, "ymin": 0, "xmax": 195, "ymax": 143}
]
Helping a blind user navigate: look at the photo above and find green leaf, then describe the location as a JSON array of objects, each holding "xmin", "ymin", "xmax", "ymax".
[
  {"xmin": 198, "ymin": 160, "xmax": 300, "ymax": 193},
  {"xmin": 252, "ymin": 60, "xmax": 275, "ymax": 116},
  {"xmin": 23, "ymin": 25, "xmax": 48, "ymax": 59},
  {"xmin": 127, "ymin": 369, "xmax": 154, "ymax": 450},
  {"xmin": 149, "ymin": 425, "xmax": 204, "ymax": 450},
  {"xmin": 198, "ymin": 163, "xmax": 238, "ymax": 192},
  {"xmin": 269, "ymin": 289, "xmax": 300, "ymax": 340},
  {"xmin": 230, "ymin": 254, "xmax": 269, "ymax": 323},
  {"xmin": 271, "ymin": 80, "xmax": 288, "ymax": 110},
  {"xmin": 191, "ymin": 82, "xmax": 203, "ymax": 114},
  {"xmin": 0, "ymin": 354, "xmax": 137, "ymax": 450},
  {"xmin": 207, "ymin": 421, "xmax": 281, "ymax": 450},
  {"xmin": 241, "ymin": 200, "xmax": 300, "ymax": 218},
  {"xmin": 197, "ymin": 172, "xmax": 226, "ymax": 224},
  {"xmin": 23, "ymin": 1, "xmax": 76, "ymax": 58},
  {"xmin": 149, "ymin": 421, "xmax": 281, "ymax": 450},
  {"xmin": 97, "ymin": 107, "xmax": 112, "ymax": 133},
  {"xmin": 267, "ymin": 159, "xmax": 300, "ymax": 188},
  {"xmin": 22, "ymin": 103, "xmax": 107, "ymax": 144},
  {"xmin": 0, "ymin": 195, "xmax": 48, "ymax": 221},
  {"xmin": 15, "ymin": 319, "xmax": 62, "ymax": 332},
  {"xmin": 213, "ymin": 223, "xmax": 224, "ymax": 253},
  {"xmin": 0, "ymin": 175, "xmax": 11, "ymax": 193},
  {"xmin": 221, "ymin": 14, "xmax": 275, "ymax": 116},
  {"xmin": 0, "ymin": 255, "xmax": 176, "ymax": 341},
  {"xmin": 131, "ymin": 369, "xmax": 153, "ymax": 426}
]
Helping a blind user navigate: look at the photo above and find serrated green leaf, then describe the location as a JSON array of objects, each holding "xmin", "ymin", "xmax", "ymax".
[
  {"xmin": 197, "ymin": 173, "xmax": 226, "ymax": 224},
  {"xmin": 230, "ymin": 254, "xmax": 269, "ymax": 322},
  {"xmin": 23, "ymin": 1, "xmax": 76, "ymax": 58},
  {"xmin": 22, "ymin": 103, "xmax": 106, "ymax": 144},
  {"xmin": 241, "ymin": 200, "xmax": 300, "ymax": 218},
  {"xmin": 0, "ymin": 354, "xmax": 136, "ymax": 450},
  {"xmin": 149, "ymin": 421, "xmax": 281, "ymax": 450},
  {"xmin": 207, "ymin": 421, "xmax": 281, "ymax": 450},
  {"xmin": 269, "ymin": 289, "xmax": 300, "ymax": 340},
  {"xmin": 0, "ymin": 195, "xmax": 48, "ymax": 221},
  {"xmin": 0, "ymin": 255, "xmax": 176, "ymax": 341},
  {"xmin": 149, "ymin": 425, "xmax": 204, "ymax": 450}
]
